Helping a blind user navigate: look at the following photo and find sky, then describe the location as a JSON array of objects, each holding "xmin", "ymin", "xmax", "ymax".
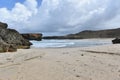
[{"xmin": 0, "ymin": 0, "xmax": 120, "ymax": 36}]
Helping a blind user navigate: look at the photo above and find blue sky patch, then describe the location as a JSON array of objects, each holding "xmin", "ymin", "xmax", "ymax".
[{"xmin": 0, "ymin": 0, "xmax": 42, "ymax": 10}]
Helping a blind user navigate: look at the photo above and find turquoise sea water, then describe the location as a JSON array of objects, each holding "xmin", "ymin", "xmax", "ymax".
[{"xmin": 30, "ymin": 39, "xmax": 112, "ymax": 48}]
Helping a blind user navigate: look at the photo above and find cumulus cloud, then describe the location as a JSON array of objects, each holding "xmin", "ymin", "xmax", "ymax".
[
  {"xmin": 0, "ymin": 0, "xmax": 38, "ymax": 30},
  {"xmin": 0, "ymin": 0, "xmax": 120, "ymax": 35}
]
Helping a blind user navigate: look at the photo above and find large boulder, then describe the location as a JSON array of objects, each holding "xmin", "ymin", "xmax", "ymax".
[
  {"xmin": 21, "ymin": 33, "xmax": 42, "ymax": 41},
  {"xmin": 0, "ymin": 28, "xmax": 32, "ymax": 47},
  {"xmin": 0, "ymin": 22, "xmax": 32, "ymax": 52},
  {"xmin": 112, "ymin": 38, "xmax": 120, "ymax": 44}
]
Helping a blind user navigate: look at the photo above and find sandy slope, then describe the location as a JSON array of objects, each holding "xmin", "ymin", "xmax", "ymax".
[{"xmin": 0, "ymin": 44, "xmax": 120, "ymax": 80}]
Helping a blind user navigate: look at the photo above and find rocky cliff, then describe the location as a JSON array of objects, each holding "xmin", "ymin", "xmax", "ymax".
[
  {"xmin": 0, "ymin": 22, "xmax": 32, "ymax": 52},
  {"xmin": 43, "ymin": 28, "xmax": 120, "ymax": 39},
  {"xmin": 21, "ymin": 33, "xmax": 42, "ymax": 41}
]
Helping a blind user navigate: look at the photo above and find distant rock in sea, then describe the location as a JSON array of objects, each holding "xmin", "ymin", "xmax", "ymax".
[
  {"xmin": 112, "ymin": 38, "xmax": 120, "ymax": 44},
  {"xmin": 21, "ymin": 33, "xmax": 42, "ymax": 41},
  {"xmin": 0, "ymin": 22, "xmax": 32, "ymax": 52}
]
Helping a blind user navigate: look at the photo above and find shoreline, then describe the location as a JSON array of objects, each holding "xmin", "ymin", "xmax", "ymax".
[
  {"xmin": 31, "ymin": 38, "xmax": 113, "ymax": 48},
  {"xmin": 0, "ymin": 44, "xmax": 120, "ymax": 80}
]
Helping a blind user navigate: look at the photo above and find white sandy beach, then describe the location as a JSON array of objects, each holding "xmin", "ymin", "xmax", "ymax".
[{"xmin": 0, "ymin": 44, "xmax": 120, "ymax": 80}]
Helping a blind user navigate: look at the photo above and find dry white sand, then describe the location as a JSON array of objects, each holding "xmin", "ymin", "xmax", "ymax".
[{"xmin": 0, "ymin": 44, "xmax": 120, "ymax": 80}]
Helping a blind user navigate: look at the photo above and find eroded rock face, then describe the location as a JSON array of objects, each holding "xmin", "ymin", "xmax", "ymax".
[
  {"xmin": 0, "ymin": 22, "xmax": 32, "ymax": 52},
  {"xmin": 21, "ymin": 33, "xmax": 42, "ymax": 41},
  {"xmin": 0, "ymin": 37, "xmax": 17, "ymax": 52},
  {"xmin": 0, "ymin": 28, "xmax": 32, "ymax": 47}
]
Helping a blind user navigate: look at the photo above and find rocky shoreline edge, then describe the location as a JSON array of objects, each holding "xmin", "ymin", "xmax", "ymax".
[{"xmin": 0, "ymin": 22, "xmax": 42, "ymax": 52}]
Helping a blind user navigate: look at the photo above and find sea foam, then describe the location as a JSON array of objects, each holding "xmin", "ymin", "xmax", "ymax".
[{"xmin": 30, "ymin": 39, "xmax": 112, "ymax": 48}]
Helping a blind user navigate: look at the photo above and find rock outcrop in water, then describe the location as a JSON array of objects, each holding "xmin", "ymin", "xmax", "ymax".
[
  {"xmin": 21, "ymin": 33, "xmax": 42, "ymax": 41},
  {"xmin": 112, "ymin": 38, "xmax": 120, "ymax": 44},
  {"xmin": 0, "ymin": 22, "xmax": 32, "ymax": 52}
]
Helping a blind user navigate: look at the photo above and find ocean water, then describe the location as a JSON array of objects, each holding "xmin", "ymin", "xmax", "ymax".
[{"xmin": 30, "ymin": 39, "xmax": 112, "ymax": 48}]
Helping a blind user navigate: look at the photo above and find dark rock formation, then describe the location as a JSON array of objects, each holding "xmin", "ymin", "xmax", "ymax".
[
  {"xmin": 0, "ymin": 22, "xmax": 8, "ymax": 28},
  {"xmin": 43, "ymin": 28, "xmax": 120, "ymax": 39},
  {"xmin": 112, "ymin": 38, "xmax": 120, "ymax": 44},
  {"xmin": 21, "ymin": 33, "xmax": 42, "ymax": 41},
  {"xmin": 0, "ymin": 22, "xmax": 32, "ymax": 52},
  {"xmin": 0, "ymin": 37, "xmax": 17, "ymax": 52}
]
